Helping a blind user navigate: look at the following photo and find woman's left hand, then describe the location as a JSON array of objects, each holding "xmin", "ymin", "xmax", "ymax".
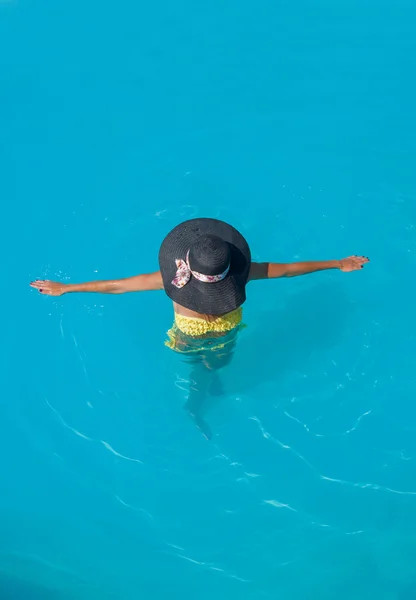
[{"xmin": 339, "ymin": 256, "xmax": 370, "ymax": 272}]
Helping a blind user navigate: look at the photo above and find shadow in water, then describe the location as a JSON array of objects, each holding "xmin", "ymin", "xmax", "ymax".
[
  {"xmin": 0, "ymin": 573, "xmax": 64, "ymax": 599},
  {"xmin": 236, "ymin": 281, "xmax": 350, "ymax": 392},
  {"xmin": 398, "ymin": 581, "xmax": 416, "ymax": 600},
  {"xmin": 181, "ymin": 282, "xmax": 350, "ymax": 438}
]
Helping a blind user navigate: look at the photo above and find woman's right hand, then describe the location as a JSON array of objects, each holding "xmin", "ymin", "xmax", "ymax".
[{"xmin": 30, "ymin": 280, "xmax": 67, "ymax": 296}]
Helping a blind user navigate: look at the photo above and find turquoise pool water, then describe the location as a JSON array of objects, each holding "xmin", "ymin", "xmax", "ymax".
[{"xmin": 2, "ymin": 0, "xmax": 416, "ymax": 598}]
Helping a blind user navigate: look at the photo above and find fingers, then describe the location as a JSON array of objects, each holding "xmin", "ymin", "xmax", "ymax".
[
  {"xmin": 341, "ymin": 256, "xmax": 370, "ymax": 272},
  {"xmin": 30, "ymin": 280, "xmax": 50, "ymax": 288},
  {"xmin": 358, "ymin": 257, "xmax": 370, "ymax": 268},
  {"xmin": 349, "ymin": 256, "xmax": 370, "ymax": 266},
  {"xmin": 350, "ymin": 255, "xmax": 369, "ymax": 262},
  {"xmin": 30, "ymin": 280, "xmax": 53, "ymax": 294},
  {"xmin": 356, "ymin": 256, "xmax": 369, "ymax": 270}
]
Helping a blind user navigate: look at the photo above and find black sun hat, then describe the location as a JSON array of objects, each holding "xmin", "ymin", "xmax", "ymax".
[{"xmin": 159, "ymin": 218, "xmax": 251, "ymax": 315}]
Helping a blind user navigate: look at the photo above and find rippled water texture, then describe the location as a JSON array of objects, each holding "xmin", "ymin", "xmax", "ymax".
[{"xmin": 1, "ymin": 0, "xmax": 416, "ymax": 598}]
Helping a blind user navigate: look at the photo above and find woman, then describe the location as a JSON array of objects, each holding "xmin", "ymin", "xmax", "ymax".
[{"xmin": 31, "ymin": 218, "xmax": 369, "ymax": 438}]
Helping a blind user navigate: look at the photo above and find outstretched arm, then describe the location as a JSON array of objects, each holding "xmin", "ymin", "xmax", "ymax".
[
  {"xmin": 30, "ymin": 271, "xmax": 163, "ymax": 296},
  {"xmin": 249, "ymin": 256, "xmax": 369, "ymax": 281}
]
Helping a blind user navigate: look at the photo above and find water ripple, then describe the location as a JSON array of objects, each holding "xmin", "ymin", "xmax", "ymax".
[{"xmin": 45, "ymin": 399, "xmax": 144, "ymax": 466}]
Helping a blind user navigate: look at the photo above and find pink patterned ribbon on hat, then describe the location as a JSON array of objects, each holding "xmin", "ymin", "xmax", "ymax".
[{"xmin": 172, "ymin": 251, "xmax": 230, "ymax": 289}]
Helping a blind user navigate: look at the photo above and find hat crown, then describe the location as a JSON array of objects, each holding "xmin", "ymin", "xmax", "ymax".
[{"xmin": 188, "ymin": 234, "xmax": 231, "ymax": 277}]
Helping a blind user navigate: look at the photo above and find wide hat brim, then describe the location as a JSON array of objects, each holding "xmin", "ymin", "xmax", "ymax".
[{"xmin": 159, "ymin": 218, "xmax": 251, "ymax": 315}]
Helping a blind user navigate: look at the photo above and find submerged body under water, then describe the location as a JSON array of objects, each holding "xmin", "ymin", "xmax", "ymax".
[{"xmin": 170, "ymin": 325, "xmax": 241, "ymax": 440}]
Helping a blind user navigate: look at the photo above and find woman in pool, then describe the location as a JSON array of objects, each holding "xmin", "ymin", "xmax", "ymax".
[{"xmin": 31, "ymin": 218, "xmax": 369, "ymax": 437}]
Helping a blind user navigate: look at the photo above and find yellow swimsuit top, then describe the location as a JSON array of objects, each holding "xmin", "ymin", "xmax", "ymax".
[
  {"xmin": 174, "ymin": 307, "xmax": 243, "ymax": 336},
  {"xmin": 165, "ymin": 308, "xmax": 244, "ymax": 353}
]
